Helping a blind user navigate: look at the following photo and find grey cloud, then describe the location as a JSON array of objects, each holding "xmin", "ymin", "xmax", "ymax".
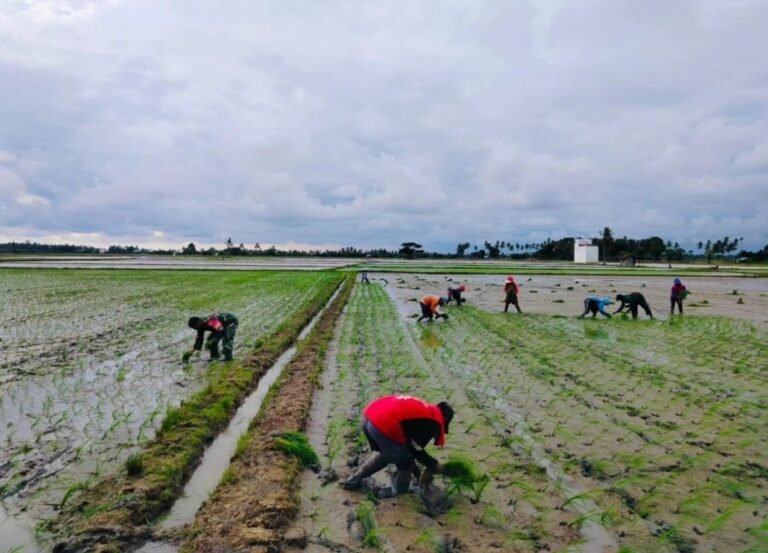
[{"xmin": 0, "ymin": 0, "xmax": 767, "ymax": 251}]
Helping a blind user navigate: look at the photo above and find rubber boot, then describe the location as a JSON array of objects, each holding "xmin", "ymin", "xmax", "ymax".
[
  {"xmin": 392, "ymin": 468, "xmax": 413, "ymax": 495},
  {"xmin": 342, "ymin": 454, "xmax": 388, "ymax": 490}
]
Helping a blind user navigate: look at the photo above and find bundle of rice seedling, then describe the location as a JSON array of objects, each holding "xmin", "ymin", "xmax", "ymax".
[
  {"xmin": 273, "ymin": 431, "xmax": 319, "ymax": 467},
  {"xmin": 441, "ymin": 456, "xmax": 490, "ymax": 503}
]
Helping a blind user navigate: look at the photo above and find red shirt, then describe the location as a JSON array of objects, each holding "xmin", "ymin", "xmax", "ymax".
[
  {"xmin": 364, "ymin": 395, "xmax": 446, "ymax": 446},
  {"xmin": 671, "ymin": 284, "xmax": 686, "ymax": 298}
]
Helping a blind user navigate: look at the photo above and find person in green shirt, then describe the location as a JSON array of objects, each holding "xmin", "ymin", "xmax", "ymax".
[{"xmin": 184, "ymin": 312, "xmax": 239, "ymax": 361}]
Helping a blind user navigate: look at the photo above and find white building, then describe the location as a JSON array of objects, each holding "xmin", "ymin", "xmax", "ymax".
[{"xmin": 574, "ymin": 238, "xmax": 599, "ymax": 263}]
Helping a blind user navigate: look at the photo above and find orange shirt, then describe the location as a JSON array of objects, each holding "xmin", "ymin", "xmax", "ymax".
[{"xmin": 420, "ymin": 295, "xmax": 442, "ymax": 315}]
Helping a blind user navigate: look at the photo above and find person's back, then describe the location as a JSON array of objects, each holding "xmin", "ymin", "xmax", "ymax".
[{"xmin": 615, "ymin": 293, "xmax": 653, "ymax": 319}]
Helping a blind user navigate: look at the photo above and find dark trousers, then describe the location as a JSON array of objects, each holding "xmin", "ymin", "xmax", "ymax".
[
  {"xmin": 629, "ymin": 300, "xmax": 653, "ymax": 319},
  {"xmin": 670, "ymin": 297, "xmax": 683, "ymax": 314},
  {"xmin": 581, "ymin": 299, "xmax": 611, "ymax": 318},
  {"xmin": 418, "ymin": 302, "xmax": 434, "ymax": 321},
  {"xmin": 448, "ymin": 289, "xmax": 464, "ymax": 305},
  {"xmin": 504, "ymin": 291, "xmax": 521, "ymax": 313},
  {"xmin": 208, "ymin": 322, "xmax": 238, "ymax": 359}
]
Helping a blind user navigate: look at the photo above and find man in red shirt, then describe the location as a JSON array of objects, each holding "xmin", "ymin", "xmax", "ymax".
[{"xmin": 342, "ymin": 395, "xmax": 454, "ymax": 494}]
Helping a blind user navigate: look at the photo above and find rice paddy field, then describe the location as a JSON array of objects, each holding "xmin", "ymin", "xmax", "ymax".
[
  {"xmin": 0, "ymin": 268, "xmax": 342, "ymax": 544},
  {"xmin": 0, "ymin": 260, "xmax": 766, "ymax": 553}
]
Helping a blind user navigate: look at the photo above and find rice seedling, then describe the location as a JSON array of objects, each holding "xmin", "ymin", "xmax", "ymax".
[
  {"xmin": 441, "ymin": 456, "xmax": 491, "ymax": 503},
  {"xmin": 357, "ymin": 499, "xmax": 382, "ymax": 548},
  {"xmin": 272, "ymin": 431, "xmax": 319, "ymax": 467}
]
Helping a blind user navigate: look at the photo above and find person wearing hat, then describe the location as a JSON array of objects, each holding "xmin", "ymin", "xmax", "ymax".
[
  {"xmin": 342, "ymin": 394, "xmax": 454, "ymax": 494},
  {"xmin": 580, "ymin": 295, "xmax": 613, "ymax": 318},
  {"xmin": 446, "ymin": 284, "xmax": 467, "ymax": 305},
  {"xmin": 417, "ymin": 294, "xmax": 449, "ymax": 322},
  {"xmin": 613, "ymin": 293, "xmax": 653, "ymax": 319},
  {"xmin": 183, "ymin": 312, "xmax": 239, "ymax": 362},
  {"xmin": 670, "ymin": 278, "xmax": 687, "ymax": 315},
  {"xmin": 503, "ymin": 275, "xmax": 522, "ymax": 313}
]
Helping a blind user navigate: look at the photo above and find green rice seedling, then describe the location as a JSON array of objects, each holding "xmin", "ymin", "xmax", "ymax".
[
  {"xmin": 115, "ymin": 366, "xmax": 128, "ymax": 383},
  {"xmin": 442, "ymin": 456, "xmax": 491, "ymax": 503},
  {"xmin": 476, "ymin": 505, "xmax": 505, "ymax": 528},
  {"xmin": 414, "ymin": 528, "xmax": 441, "ymax": 551},
  {"xmin": 704, "ymin": 500, "xmax": 744, "ymax": 533},
  {"xmin": 59, "ymin": 480, "xmax": 91, "ymax": 509},
  {"xmin": 356, "ymin": 499, "xmax": 382, "ymax": 548},
  {"xmin": 125, "ymin": 453, "xmax": 144, "ymax": 476},
  {"xmin": 273, "ymin": 431, "xmax": 319, "ymax": 467}
]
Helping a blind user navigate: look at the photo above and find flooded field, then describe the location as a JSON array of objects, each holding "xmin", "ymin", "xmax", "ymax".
[
  {"xmin": 1, "ymin": 265, "xmax": 766, "ymax": 553},
  {"xmin": 0, "ymin": 268, "xmax": 340, "ymax": 544},
  {"xmin": 289, "ymin": 275, "xmax": 767, "ymax": 553}
]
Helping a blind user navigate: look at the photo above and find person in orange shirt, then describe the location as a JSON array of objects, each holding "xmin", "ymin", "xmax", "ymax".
[{"xmin": 417, "ymin": 294, "xmax": 448, "ymax": 322}]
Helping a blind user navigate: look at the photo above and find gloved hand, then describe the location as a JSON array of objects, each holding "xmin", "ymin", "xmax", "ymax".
[
  {"xmin": 440, "ymin": 313, "xmax": 450, "ymax": 321},
  {"xmin": 419, "ymin": 468, "xmax": 434, "ymax": 489},
  {"xmin": 182, "ymin": 350, "xmax": 198, "ymax": 363}
]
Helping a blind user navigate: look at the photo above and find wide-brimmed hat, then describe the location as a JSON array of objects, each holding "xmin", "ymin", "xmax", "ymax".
[
  {"xmin": 505, "ymin": 275, "xmax": 516, "ymax": 283},
  {"xmin": 458, "ymin": 284, "xmax": 466, "ymax": 292}
]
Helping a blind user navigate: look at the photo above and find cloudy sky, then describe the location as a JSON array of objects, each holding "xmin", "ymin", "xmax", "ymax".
[{"xmin": 1, "ymin": 0, "xmax": 766, "ymax": 253}]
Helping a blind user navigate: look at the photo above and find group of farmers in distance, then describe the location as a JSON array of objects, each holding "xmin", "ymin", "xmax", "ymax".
[
  {"xmin": 182, "ymin": 274, "xmax": 688, "ymax": 496},
  {"xmin": 414, "ymin": 275, "xmax": 688, "ymax": 322}
]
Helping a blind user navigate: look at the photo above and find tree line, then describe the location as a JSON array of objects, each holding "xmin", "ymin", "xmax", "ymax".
[{"xmin": 2, "ymin": 232, "xmax": 767, "ymax": 262}]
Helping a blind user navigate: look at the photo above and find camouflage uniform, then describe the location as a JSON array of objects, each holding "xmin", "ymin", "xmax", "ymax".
[{"xmin": 193, "ymin": 312, "xmax": 239, "ymax": 360}]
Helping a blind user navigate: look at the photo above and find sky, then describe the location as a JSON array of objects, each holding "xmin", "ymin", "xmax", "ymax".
[{"xmin": 1, "ymin": 0, "xmax": 767, "ymax": 253}]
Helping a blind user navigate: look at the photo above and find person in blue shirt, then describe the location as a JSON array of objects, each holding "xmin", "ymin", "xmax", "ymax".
[{"xmin": 580, "ymin": 296, "xmax": 613, "ymax": 318}]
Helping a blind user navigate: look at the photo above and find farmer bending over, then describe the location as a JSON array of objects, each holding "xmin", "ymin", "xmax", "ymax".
[
  {"xmin": 446, "ymin": 284, "xmax": 466, "ymax": 305},
  {"xmin": 185, "ymin": 312, "xmax": 239, "ymax": 361},
  {"xmin": 343, "ymin": 394, "xmax": 454, "ymax": 494},
  {"xmin": 417, "ymin": 294, "xmax": 449, "ymax": 322},
  {"xmin": 614, "ymin": 293, "xmax": 653, "ymax": 320},
  {"xmin": 580, "ymin": 296, "xmax": 613, "ymax": 318}
]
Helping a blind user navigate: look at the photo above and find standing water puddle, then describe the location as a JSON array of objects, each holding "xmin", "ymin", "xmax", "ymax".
[
  {"xmin": 1, "ymin": 502, "xmax": 37, "ymax": 553},
  {"xmin": 138, "ymin": 285, "xmax": 341, "ymax": 552}
]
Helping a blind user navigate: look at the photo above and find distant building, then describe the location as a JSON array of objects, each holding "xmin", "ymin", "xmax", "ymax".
[{"xmin": 574, "ymin": 238, "xmax": 599, "ymax": 263}]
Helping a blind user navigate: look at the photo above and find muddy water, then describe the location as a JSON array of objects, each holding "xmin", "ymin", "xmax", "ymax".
[{"xmin": 0, "ymin": 502, "xmax": 38, "ymax": 553}]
